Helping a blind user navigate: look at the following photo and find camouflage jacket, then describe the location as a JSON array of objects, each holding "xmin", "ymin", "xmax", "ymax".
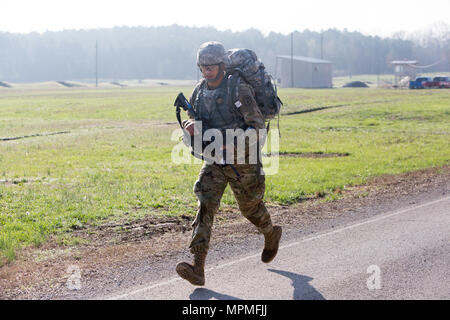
[
  {"xmin": 186, "ymin": 76, "xmax": 266, "ymax": 165},
  {"xmin": 187, "ymin": 76, "xmax": 265, "ymax": 130}
]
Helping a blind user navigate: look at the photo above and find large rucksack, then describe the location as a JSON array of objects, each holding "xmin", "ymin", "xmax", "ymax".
[{"xmin": 226, "ymin": 48, "xmax": 282, "ymax": 121}]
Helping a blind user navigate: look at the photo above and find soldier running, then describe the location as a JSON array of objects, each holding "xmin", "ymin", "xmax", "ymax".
[{"xmin": 176, "ymin": 41, "xmax": 282, "ymax": 286}]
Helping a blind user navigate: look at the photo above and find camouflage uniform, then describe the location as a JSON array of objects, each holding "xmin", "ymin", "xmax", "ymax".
[
  {"xmin": 176, "ymin": 41, "xmax": 281, "ymax": 286},
  {"xmin": 187, "ymin": 78, "xmax": 273, "ymax": 254}
]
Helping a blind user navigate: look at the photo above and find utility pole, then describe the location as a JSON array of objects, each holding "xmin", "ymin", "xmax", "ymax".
[
  {"xmin": 95, "ymin": 40, "xmax": 98, "ymax": 88},
  {"xmin": 274, "ymin": 56, "xmax": 278, "ymax": 82},
  {"xmin": 376, "ymin": 43, "xmax": 380, "ymax": 88},
  {"xmin": 377, "ymin": 67, "xmax": 380, "ymax": 88},
  {"xmin": 321, "ymin": 32, "xmax": 323, "ymax": 60},
  {"xmin": 291, "ymin": 32, "xmax": 294, "ymax": 88},
  {"xmin": 448, "ymin": 49, "xmax": 450, "ymax": 75}
]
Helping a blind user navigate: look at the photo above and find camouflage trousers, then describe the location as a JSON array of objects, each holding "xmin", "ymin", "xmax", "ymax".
[{"xmin": 189, "ymin": 162, "xmax": 273, "ymax": 254}]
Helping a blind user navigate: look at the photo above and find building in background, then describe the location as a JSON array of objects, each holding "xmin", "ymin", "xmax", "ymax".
[{"xmin": 276, "ymin": 55, "xmax": 333, "ymax": 88}]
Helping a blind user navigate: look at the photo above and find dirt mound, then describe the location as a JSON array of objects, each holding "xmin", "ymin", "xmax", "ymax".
[
  {"xmin": 110, "ymin": 82, "xmax": 127, "ymax": 88},
  {"xmin": 0, "ymin": 81, "xmax": 12, "ymax": 88},
  {"xmin": 343, "ymin": 81, "xmax": 369, "ymax": 88},
  {"xmin": 56, "ymin": 81, "xmax": 82, "ymax": 88}
]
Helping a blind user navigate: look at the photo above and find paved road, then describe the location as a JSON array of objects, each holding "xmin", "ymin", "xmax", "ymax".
[{"xmin": 105, "ymin": 196, "xmax": 450, "ymax": 300}]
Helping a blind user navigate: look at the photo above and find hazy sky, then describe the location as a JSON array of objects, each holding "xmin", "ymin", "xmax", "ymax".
[{"xmin": 1, "ymin": 0, "xmax": 449, "ymax": 37}]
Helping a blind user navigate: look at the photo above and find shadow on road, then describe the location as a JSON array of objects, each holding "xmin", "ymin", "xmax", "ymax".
[
  {"xmin": 188, "ymin": 270, "xmax": 324, "ymax": 300},
  {"xmin": 189, "ymin": 288, "xmax": 242, "ymax": 300},
  {"xmin": 268, "ymin": 269, "xmax": 325, "ymax": 300}
]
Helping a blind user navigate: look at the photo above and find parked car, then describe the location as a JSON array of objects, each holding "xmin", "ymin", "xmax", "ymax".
[
  {"xmin": 424, "ymin": 76, "xmax": 450, "ymax": 88},
  {"xmin": 409, "ymin": 77, "xmax": 433, "ymax": 89}
]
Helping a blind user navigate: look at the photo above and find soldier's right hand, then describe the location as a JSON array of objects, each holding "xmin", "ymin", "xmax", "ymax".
[{"xmin": 182, "ymin": 119, "xmax": 198, "ymax": 136}]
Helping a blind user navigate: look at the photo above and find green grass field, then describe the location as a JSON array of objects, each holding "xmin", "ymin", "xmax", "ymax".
[{"xmin": 0, "ymin": 85, "xmax": 449, "ymax": 265}]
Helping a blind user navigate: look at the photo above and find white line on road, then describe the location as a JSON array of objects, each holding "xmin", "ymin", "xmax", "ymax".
[{"xmin": 107, "ymin": 196, "xmax": 450, "ymax": 300}]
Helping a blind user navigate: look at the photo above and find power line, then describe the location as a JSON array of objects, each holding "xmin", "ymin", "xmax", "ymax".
[{"xmin": 407, "ymin": 59, "xmax": 443, "ymax": 69}]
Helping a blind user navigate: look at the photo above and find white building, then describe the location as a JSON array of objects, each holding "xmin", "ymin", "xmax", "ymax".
[{"xmin": 276, "ymin": 55, "xmax": 333, "ymax": 88}]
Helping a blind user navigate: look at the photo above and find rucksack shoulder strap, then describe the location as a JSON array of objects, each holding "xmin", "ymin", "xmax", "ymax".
[
  {"xmin": 227, "ymin": 71, "xmax": 241, "ymax": 105},
  {"xmin": 191, "ymin": 79, "xmax": 206, "ymax": 101},
  {"xmin": 191, "ymin": 79, "xmax": 207, "ymax": 120}
]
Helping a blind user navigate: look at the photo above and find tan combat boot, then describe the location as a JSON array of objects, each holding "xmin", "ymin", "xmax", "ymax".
[
  {"xmin": 261, "ymin": 226, "xmax": 282, "ymax": 263},
  {"xmin": 176, "ymin": 253, "xmax": 206, "ymax": 286}
]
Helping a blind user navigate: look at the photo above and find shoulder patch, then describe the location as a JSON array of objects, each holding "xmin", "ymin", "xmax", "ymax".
[{"xmin": 242, "ymin": 95, "xmax": 253, "ymax": 106}]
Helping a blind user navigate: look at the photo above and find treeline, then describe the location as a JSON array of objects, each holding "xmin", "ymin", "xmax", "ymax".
[{"xmin": 0, "ymin": 25, "xmax": 448, "ymax": 82}]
